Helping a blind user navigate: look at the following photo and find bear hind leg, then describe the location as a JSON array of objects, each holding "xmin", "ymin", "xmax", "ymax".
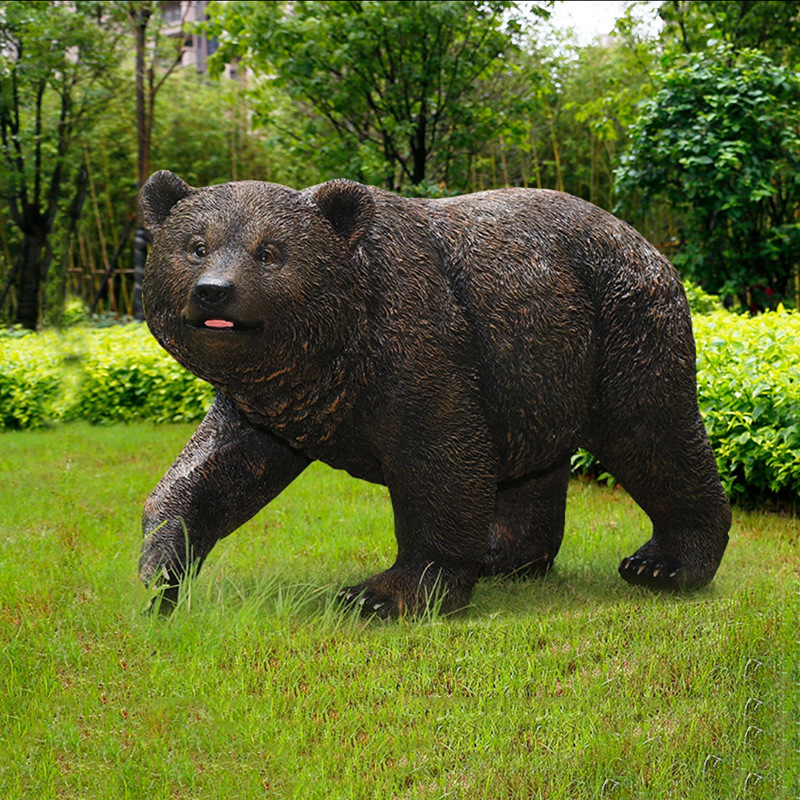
[
  {"xmin": 481, "ymin": 455, "xmax": 571, "ymax": 579},
  {"xmin": 591, "ymin": 412, "xmax": 731, "ymax": 591}
]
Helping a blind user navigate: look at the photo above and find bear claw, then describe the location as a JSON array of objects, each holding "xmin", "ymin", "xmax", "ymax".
[
  {"xmin": 619, "ymin": 553, "xmax": 685, "ymax": 591},
  {"xmin": 337, "ymin": 585, "xmax": 395, "ymax": 618},
  {"xmin": 336, "ymin": 566, "xmax": 464, "ymax": 619}
]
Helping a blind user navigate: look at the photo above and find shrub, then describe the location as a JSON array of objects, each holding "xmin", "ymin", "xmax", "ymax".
[
  {"xmin": 65, "ymin": 324, "xmax": 214, "ymax": 424},
  {"xmin": 0, "ymin": 323, "xmax": 214, "ymax": 430},
  {"xmin": 694, "ymin": 307, "xmax": 800, "ymax": 502},
  {"xmin": 2, "ymin": 311, "xmax": 799, "ymax": 504},
  {"xmin": 682, "ymin": 279, "xmax": 723, "ymax": 315},
  {"xmin": 0, "ymin": 328, "xmax": 62, "ymax": 429}
]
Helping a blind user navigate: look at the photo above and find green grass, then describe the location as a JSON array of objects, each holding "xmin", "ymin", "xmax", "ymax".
[{"xmin": 1, "ymin": 423, "xmax": 797, "ymax": 799}]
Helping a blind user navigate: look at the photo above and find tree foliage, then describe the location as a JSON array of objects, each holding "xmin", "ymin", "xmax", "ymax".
[
  {"xmin": 3, "ymin": 0, "xmax": 800, "ymax": 325},
  {"xmin": 659, "ymin": 0, "xmax": 800, "ymax": 63},
  {"xmin": 0, "ymin": 0, "xmax": 123, "ymax": 328},
  {"xmin": 207, "ymin": 0, "xmax": 550, "ymax": 192},
  {"xmin": 616, "ymin": 45, "xmax": 800, "ymax": 310}
]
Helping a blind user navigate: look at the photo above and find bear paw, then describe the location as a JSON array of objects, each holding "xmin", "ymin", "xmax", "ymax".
[
  {"xmin": 145, "ymin": 582, "xmax": 180, "ymax": 615},
  {"xmin": 618, "ymin": 553, "xmax": 685, "ymax": 590},
  {"xmin": 337, "ymin": 566, "xmax": 473, "ymax": 619},
  {"xmin": 337, "ymin": 585, "xmax": 398, "ymax": 619}
]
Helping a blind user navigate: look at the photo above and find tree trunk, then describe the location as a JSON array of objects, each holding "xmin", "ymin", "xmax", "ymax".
[
  {"xmin": 411, "ymin": 113, "xmax": 427, "ymax": 186},
  {"xmin": 132, "ymin": 225, "xmax": 149, "ymax": 319},
  {"xmin": 130, "ymin": 2, "xmax": 152, "ymax": 321},
  {"xmin": 15, "ymin": 230, "xmax": 47, "ymax": 330}
]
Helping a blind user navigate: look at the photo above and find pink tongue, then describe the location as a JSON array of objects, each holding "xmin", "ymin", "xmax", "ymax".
[{"xmin": 204, "ymin": 319, "xmax": 234, "ymax": 329}]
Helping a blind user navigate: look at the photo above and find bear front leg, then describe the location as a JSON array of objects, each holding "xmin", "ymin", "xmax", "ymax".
[
  {"xmin": 340, "ymin": 422, "xmax": 496, "ymax": 618},
  {"xmin": 141, "ymin": 391, "xmax": 309, "ymax": 607}
]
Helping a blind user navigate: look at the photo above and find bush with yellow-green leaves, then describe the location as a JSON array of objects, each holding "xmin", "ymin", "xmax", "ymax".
[
  {"xmin": 0, "ymin": 323, "xmax": 213, "ymax": 429},
  {"xmin": 694, "ymin": 307, "xmax": 800, "ymax": 501},
  {"xmin": 2, "ymin": 306, "xmax": 799, "ymax": 503}
]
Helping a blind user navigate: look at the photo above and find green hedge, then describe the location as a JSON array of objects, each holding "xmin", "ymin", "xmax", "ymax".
[
  {"xmin": 0, "ymin": 329, "xmax": 63, "ymax": 429},
  {"xmin": 2, "ymin": 310, "xmax": 799, "ymax": 503},
  {"xmin": 0, "ymin": 324, "xmax": 214, "ymax": 429},
  {"xmin": 62, "ymin": 325, "xmax": 215, "ymax": 424},
  {"xmin": 695, "ymin": 308, "xmax": 800, "ymax": 502}
]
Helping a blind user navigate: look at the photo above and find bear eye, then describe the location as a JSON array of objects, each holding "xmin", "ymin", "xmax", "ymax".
[
  {"xmin": 192, "ymin": 242, "xmax": 207, "ymax": 258},
  {"xmin": 258, "ymin": 247, "xmax": 276, "ymax": 266}
]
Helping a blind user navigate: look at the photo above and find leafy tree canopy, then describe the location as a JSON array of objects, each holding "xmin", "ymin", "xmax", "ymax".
[
  {"xmin": 658, "ymin": 0, "xmax": 800, "ymax": 63},
  {"xmin": 616, "ymin": 44, "xmax": 800, "ymax": 310},
  {"xmin": 0, "ymin": 0, "xmax": 124, "ymax": 328},
  {"xmin": 206, "ymin": 0, "xmax": 550, "ymax": 192}
]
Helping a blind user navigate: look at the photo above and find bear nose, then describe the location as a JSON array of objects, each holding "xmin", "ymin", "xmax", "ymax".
[{"xmin": 193, "ymin": 277, "xmax": 233, "ymax": 311}]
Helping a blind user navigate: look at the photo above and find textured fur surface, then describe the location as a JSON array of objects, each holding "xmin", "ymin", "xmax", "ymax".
[{"xmin": 139, "ymin": 171, "xmax": 731, "ymax": 616}]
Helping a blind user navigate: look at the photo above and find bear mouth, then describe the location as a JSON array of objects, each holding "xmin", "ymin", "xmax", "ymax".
[
  {"xmin": 183, "ymin": 314, "xmax": 261, "ymax": 333},
  {"xmin": 204, "ymin": 318, "xmax": 236, "ymax": 330}
]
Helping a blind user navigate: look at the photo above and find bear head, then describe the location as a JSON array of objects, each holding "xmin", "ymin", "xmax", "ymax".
[{"xmin": 139, "ymin": 171, "xmax": 375, "ymax": 392}]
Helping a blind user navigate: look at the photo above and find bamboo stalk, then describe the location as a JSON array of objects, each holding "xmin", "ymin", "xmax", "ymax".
[
  {"xmin": 499, "ymin": 136, "xmax": 510, "ymax": 188},
  {"xmin": 77, "ymin": 231, "xmax": 90, "ymax": 304},
  {"xmin": 83, "ymin": 145, "xmax": 115, "ymax": 312},
  {"xmin": 99, "ymin": 134, "xmax": 117, "ymax": 231},
  {"xmin": 548, "ymin": 111, "xmax": 564, "ymax": 193},
  {"xmin": 530, "ymin": 128, "xmax": 542, "ymax": 189}
]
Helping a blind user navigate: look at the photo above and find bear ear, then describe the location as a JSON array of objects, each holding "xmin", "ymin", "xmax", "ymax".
[
  {"xmin": 139, "ymin": 171, "xmax": 194, "ymax": 235},
  {"xmin": 313, "ymin": 180, "xmax": 375, "ymax": 251}
]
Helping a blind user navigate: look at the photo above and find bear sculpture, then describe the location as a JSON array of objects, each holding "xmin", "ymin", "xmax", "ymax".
[{"xmin": 139, "ymin": 170, "xmax": 731, "ymax": 617}]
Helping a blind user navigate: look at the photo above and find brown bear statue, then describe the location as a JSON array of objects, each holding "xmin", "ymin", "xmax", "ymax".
[{"xmin": 138, "ymin": 171, "xmax": 731, "ymax": 617}]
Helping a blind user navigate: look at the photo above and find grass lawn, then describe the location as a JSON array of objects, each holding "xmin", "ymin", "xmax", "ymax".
[{"xmin": 0, "ymin": 422, "xmax": 797, "ymax": 799}]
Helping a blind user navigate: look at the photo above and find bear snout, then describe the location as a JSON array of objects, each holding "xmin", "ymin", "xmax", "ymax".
[
  {"xmin": 193, "ymin": 276, "xmax": 234, "ymax": 311},
  {"xmin": 183, "ymin": 274, "xmax": 261, "ymax": 332}
]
